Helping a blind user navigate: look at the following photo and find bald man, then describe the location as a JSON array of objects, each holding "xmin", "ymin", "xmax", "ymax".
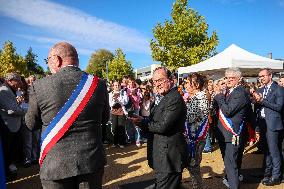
[{"xmin": 25, "ymin": 42, "xmax": 110, "ymax": 189}]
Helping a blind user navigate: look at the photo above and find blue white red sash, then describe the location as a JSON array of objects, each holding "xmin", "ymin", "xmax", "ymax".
[
  {"xmin": 218, "ymin": 109, "xmax": 243, "ymax": 136},
  {"xmin": 39, "ymin": 73, "xmax": 99, "ymax": 166},
  {"xmin": 185, "ymin": 117, "xmax": 209, "ymax": 157}
]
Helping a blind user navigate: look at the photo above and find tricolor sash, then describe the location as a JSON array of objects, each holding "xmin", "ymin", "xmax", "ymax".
[
  {"xmin": 39, "ymin": 73, "xmax": 99, "ymax": 166},
  {"xmin": 185, "ymin": 117, "xmax": 209, "ymax": 157},
  {"xmin": 218, "ymin": 109, "xmax": 244, "ymax": 145}
]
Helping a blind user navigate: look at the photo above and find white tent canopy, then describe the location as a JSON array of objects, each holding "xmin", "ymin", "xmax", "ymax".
[{"xmin": 178, "ymin": 44, "xmax": 284, "ymax": 77}]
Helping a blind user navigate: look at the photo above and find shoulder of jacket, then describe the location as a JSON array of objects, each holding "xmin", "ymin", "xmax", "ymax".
[{"xmin": 0, "ymin": 84, "xmax": 8, "ymax": 91}]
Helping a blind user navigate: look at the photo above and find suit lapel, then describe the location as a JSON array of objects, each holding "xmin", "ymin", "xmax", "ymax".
[
  {"xmin": 266, "ymin": 81, "xmax": 276, "ymax": 98},
  {"xmin": 150, "ymin": 104, "xmax": 157, "ymax": 114},
  {"xmin": 226, "ymin": 86, "xmax": 239, "ymax": 101},
  {"xmin": 150, "ymin": 87, "xmax": 177, "ymax": 114},
  {"xmin": 4, "ymin": 83, "xmax": 16, "ymax": 97},
  {"xmin": 264, "ymin": 82, "xmax": 276, "ymax": 100}
]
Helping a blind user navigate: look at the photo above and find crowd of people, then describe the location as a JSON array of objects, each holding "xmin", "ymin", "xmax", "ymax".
[
  {"xmin": 106, "ymin": 67, "xmax": 284, "ymax": 189},
  {"xmin": 0, "ymin": 41, "xmax": 284, "ymax": 189},
  {"xmin": 0, "ymin": 74, "xmax": 40, "ymax": 179}
]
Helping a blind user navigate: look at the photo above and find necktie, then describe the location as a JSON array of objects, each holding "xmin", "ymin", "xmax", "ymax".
[
  {"xmin": 263, "ymin": 86, "xmax": 268, "ymax": 99},
  {"xmin": 155, "ymin": 94, "xmax": 163, "ymax": 105},
  {"xmin": 260, "ymin": 86, "xmax": 268, "ymax": 118},
  {"xmin": 225, "ymin": 89, "xmax": 230, "ymax": 99}
]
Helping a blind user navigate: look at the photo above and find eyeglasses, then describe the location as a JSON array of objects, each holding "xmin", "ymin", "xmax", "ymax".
[
  {"xmin": 45, "ymin": 54, "xmax": 60, "ymax": 64},
  {"xmin": 153, "ymin": 78, "xmax": 168, "ymax": 86},
  {"xmin": 224, "ymin": 77, "xmax": 237, "ymax": 80},
  {"xmin": 258, "ymin": 74, "xmax": 269, "ymax": 78}
]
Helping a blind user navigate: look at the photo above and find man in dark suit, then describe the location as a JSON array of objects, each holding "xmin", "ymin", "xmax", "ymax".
[
  {"xmin": 214, "ymin": 68, "xmax": 250, "ymax": 189},
  {"xmin": 278, "ymin": 75, "xmax": 284, "ymax": 183},
  {"xmin": 253, "ymin": 68, "xmax": 284, "ymax": 186},
  {"xmin": 25, "ymin": 42, "xmax": 109, "ymax": 189},
  {"xmin": 0, "ymin": 73, "xmax": 26, "ymax": 177},
  {"xmin": 131, "ymin": 67, "xmax": 188, "ymax": 189},
  {"xmin": 282, "ymin": 97, "xmax": 284, "ymax": 183}
]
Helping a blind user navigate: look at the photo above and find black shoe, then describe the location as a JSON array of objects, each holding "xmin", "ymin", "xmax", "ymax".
[
  {"xmin": 23, "ymin": 158, "xmax": 32, "ymax": 167},
  {"xmin": 261, "ymin": 176, "xmax": 270, "ymax": 184},
  {"xmin": 103, "ymin": 141, "xmax": 109, "ymax": 145},
  {"xmin": 262, "ymin": 178, "xmax": 281, "ymax": 186},
  {"xmin": 6, "ymin": 171, "xmax": 17, "ymax": 182},
  {"xmin": 202, "ymin": 149, "xmax": 212, "ymax": 154}
]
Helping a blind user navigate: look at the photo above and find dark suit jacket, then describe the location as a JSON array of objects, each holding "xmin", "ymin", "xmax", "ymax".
[
  {"xmin": 25, "ymin": 67, "xmax": 110, "ymax": 180},
  {"xmin": 142, "ymin": 87, "xmax": 188, "ymax": 173},
  {"xmin": 214, "ymin": 86, "xmax": 250, "ymax": 143},
  {"xmin": 0, "ymin": 83, "xmax": 26, "ymax": 133},
  {"xmin": 255, "ymin": 81, "xmax": 284, "ymax": 132}
]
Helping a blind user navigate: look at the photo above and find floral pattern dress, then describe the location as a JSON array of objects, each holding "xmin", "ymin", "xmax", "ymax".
[{"xmin": 186, "ymin": 90, "xmax": 209, "ymax": 189}]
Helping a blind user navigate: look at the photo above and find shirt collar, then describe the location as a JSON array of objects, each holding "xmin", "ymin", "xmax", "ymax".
[
  {"xmin": 265, "ymin": 82, "xmax": 272, "ymax": 90},
  {"xmin": 229, "ymin": 85, "xmax": 239, "ymax": 94}
]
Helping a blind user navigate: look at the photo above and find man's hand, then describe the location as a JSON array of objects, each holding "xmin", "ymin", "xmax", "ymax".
[
  {"xmin": 255, "ymin": 132, "xmax": 260, "ymax": 142},
  {"xmin": 16, "ymin": 96, "xmax": 24, "ymax": 104},
  {"xmin": 252, "ymin": 92, "xmax": 263, "ymax": 102},
  {"xmin": 129, "ymin": 114, "xmax": 143, "ymax": 126}
]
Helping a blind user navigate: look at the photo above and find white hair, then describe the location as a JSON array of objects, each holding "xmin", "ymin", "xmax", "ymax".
[{"xmin": 225, "ymin": 67, "xmax": 242, "ymax": 78}]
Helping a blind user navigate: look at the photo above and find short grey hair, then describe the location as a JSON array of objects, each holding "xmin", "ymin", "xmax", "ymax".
[
  {"xmin": 259, "ymin": 68, "xmax": 273, "ymax": 76},
  {"xmin": 5, "ymin": 72, "xmax": 21, "ymax": 81},
  {"xmin": 153, "ymin": 66, "xmax": 173, "ymax": 79},
  {"xmin": 225, "ymin": 67, "xmax": 242, "ymax": 78}
]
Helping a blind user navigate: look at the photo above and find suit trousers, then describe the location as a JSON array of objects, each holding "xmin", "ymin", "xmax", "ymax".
[
  {"xmin": 281, "ymin": 129, "xmax": 284, "ymax": 179},
  {"xmin": 0, "ymin": 124, "xmax": 20, "ymax": 173},
  {"xmin": 154, "ymin": 172, "xmax": 182, "ymax": 189},
  {"xmin": 258, "ymin": 119, "xmax": 283, "ymax": 179},
  {"xmin": 41, "ymin": 169, "xmax": 104, "ymax": 189},
  {"xmin": 21, "ymin": 124, "xmax": 41, "ymax": 161},
  {"xmin": 110, "ymin": 114, "xmax": 126, "ymax": 145},
  {"xmin": 264, "ymin": 128, "xmax": 282, "ymax": 179},
  {"xmin": 224, "ymin": 142, "xmax": 245, "ymax": 189}
]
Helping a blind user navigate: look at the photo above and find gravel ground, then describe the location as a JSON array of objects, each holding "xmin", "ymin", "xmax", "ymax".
[{"xmin": 6, "ymin": 143, "xmax": 284, "ymax": 189}]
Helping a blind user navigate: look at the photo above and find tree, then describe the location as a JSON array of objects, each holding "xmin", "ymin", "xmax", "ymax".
[
  {"xmin": 0, "ymin": 41, "xmax": 27, "ymax": 76},
  {"xmin": 150, "ymin": 0, "xmax": 218, "ymax": 71},
  {"xmin": 85, "ymin": 49, "xmax": 114, "ymax": 78},
  {"xmin": 25, "ymin": 47, "xmax": 44, "ymax": 75},
  {"xmin": 108, "ymin": 48, "xmax": 134, "ymax": 81}
]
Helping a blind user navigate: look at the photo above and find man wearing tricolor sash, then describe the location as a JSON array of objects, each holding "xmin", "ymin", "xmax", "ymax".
[
  {"xmin": 25, "ymin": 42, "xmax": 110, "ymax": 189},
  {"xmin": 214, "ymin": 68, "xmax": 250, "ymax": 189}
]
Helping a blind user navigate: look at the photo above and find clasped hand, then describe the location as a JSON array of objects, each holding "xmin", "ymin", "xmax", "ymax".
[
  {"xmin": 250, "ymin": 90, "xmax": 263, "ymax": 102},
  {"xmin": 128, "ymin": 114, "xmax": 143, "ymax": 126}
]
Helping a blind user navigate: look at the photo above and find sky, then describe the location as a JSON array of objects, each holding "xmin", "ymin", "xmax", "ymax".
[{"xmin": 0, "ymin": 0, "xmax": 284, "ymax": 71}]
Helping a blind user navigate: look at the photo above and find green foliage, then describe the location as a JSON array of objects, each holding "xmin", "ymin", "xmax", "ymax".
[
  {"xmin": 0, "ymin": 41, "xmax": 45, "ymax": 77},
  {"xmin": 0, "ymin": 41, "xmax": 27, "ymax": 77},
  {"xmin": 45, "ymin": 67, "xmax": 51, "ymax": 76},
  {"xmin": 108, "ymin": 48, "xmax": 134, "ymax": 81},
  {"xmin": 85, "ymin": 49, "xmax": 114, "ymax": 78},
  {"xmin": 25, "ymin": 47, "xmax": 45, "ymax": 76},
  {"xmin": 150, "ymin": 0, "xmax": 218, "ymax": 71}
]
